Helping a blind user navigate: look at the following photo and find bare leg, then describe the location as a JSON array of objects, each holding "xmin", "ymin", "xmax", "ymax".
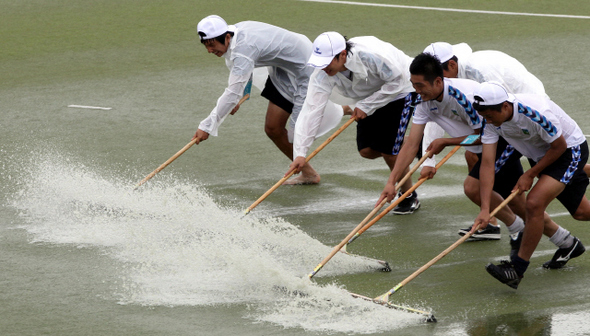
[
  {"xmin": 463, "ymin": 176, "xmax": 524, "ymax": 224},
  {"xmin": 463, "ymin": 175, "xmax": 565, "ymax": 241},
  {"xmin": 264, "ymin": 102, "xmax": 320, "ymax": 185},
  {"xmin": 518, "ymin": 175, "xmax": 565, "ymax": 261},
  {"xmin": 462, "ymin": 153, "xmax": 504, "ymax": 228},
  {"xmin": 542, "ymin": 212, "xmax": 560, "ymax": 237},
  {"xmin": 359, "ymin": 147, "xmax": 412, "ymax": 192},
  {"xmin": 572, "ymin": 194, "xmax": 590, "ymax": 220},
  {"xmin": 465, "ymin": 151, "xmax": 479, "ymax": 173},
  {"xmin": 382, "ymin": 153, "xmax": 412, "ymax": 192}
]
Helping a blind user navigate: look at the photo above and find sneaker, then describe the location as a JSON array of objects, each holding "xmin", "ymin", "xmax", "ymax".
[
  {"xmin": 485, "ymin": 260, "xmax": 522, "ymax": 289},
  {"xmin": 391, "ymin": 191, "xmax": 420, "ymax": 215},
  {"xmin": 543, "ymin": 237, "xmax": 585, "ymax": 269},
  {"xmin": 509, "ymin": 231, "xmax": 523, "ymax": 262},
  {"xmin": 458, "ymin": 223, "xmax": 501, "ymax": 240}
]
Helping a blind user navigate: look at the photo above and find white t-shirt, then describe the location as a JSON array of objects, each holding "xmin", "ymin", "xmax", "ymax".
[
  {"xmin": 414, "ymin": 78, "xmax": 483, "ymax": 154},
  {"xmin": 481, "ymin": 94, "xmax": 585, "ymax": 163},
  {"xmin": 293, "ymin": 36, "xmax": 414, "ymax": 158},
  {"xmin": 422, "ymin": 45, "xmax": 547, "ymax": 167},
  {"xmin": 198, "ymin": 21, "xmax": 313, "ymax": 136}
]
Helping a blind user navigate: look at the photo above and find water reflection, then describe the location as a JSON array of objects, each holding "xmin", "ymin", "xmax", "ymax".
[
  {"xmin": 464, "ymin": 312, "xmax": 551, "ymax": 335},
  {"xmin": 461, "ymin": 309, "xmax": 590, "ymax": 336}
]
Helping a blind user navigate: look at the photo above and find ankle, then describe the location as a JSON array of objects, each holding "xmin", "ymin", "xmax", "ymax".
[{"xmin": 512, "ymin": 256, "xmax": 529, "ymax": 277}]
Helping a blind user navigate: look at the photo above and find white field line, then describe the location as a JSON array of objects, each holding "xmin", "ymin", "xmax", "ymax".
[
  {"xmin": 68, "ymin": 105, "xmax": 112, "ymax": 110},
  {"xmin": 298, "ymin": 0, "xmax": 590, "ymax": 20}
]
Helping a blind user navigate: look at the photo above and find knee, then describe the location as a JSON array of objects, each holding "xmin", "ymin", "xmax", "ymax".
[
  {"xmin": 508, "ymin": 199, "xmax": 527, "ymax": 220},
  {"xmin": 359, "ymin": 148, "xmax": 380, "ymax": 159},
  {"xmin": 572, "ymin": 209, "xmax": 590, "ymax": 221},
  {"xmin": 463, "ymin": 178, "xmax": 479, "ymax": 200},
  {"xmin": 264, "ymin": 124, "xmax": 284, "ymax": 140},
  {"xmin": 525, "ymin": 198, "xmax": 545, "ymax": 217}
]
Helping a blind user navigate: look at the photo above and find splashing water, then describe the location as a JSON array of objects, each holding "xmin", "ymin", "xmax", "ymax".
[{"xmin": 7, "ymin": 149, "xmax": 423, "ymax": 333}]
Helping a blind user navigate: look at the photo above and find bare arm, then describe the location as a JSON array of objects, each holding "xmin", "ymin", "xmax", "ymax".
[
  {"xmin": 426, "ymin": 129, "xmax": 481, "ymax": 156},
  {"xmin": 473, "ymin": 142, "xmax": 497, "ymax": 231}
]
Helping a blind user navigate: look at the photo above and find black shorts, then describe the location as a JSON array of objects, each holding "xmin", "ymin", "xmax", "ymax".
[
  {"xmin": 356, "ymin": 97, "xmax": 406, "ymax": 154},
  {"xmin": 528, "ymin": 141, "xmax": 589, "ymax": 215},
  {"xmin": 260, "ymin": 76, "xmax": 293, "ymax": 113},
  {"xmin": 469, "ymin": 137, "xmax": 524, "ymax": 199}
]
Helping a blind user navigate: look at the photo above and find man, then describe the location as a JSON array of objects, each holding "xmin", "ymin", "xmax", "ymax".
[
  {"xmin": 194, "ymin": 15, "xmax": 333, "ymax": 184},
  {"xmin": 287, "ymin": 31, "xmax": 420, "ymax": 214},
  {"xmin": 423, "ymin": 42, "xmax": 548, "ymax": 240},
  {"xmin": 377, "ymin": 53, "xmax": 525, "ymax": 235},
  {"xmin": 424, "ymin": 42, "xmax": 546, "ymax": 96},
  {"xmin": 473, "ymin": 81, "xmax": 589, "ymax": 289}
]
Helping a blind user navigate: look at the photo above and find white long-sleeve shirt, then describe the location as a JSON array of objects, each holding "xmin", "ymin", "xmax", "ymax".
[
  {"xmin": 293, "ymin": 36, "xmax": 414, "ymax": 158},
  {"xmin": 458, "ymin": 49, "xmax": 546, "ymax": 97},
  {"xmin": 198, "ymin": 21, "xmax": 313, "ymax": 136}
]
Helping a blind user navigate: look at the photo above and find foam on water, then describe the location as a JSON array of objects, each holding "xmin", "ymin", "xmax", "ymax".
[{"xmin": 8, "ymin": 149, "xmax": 423, "ymax": 333}]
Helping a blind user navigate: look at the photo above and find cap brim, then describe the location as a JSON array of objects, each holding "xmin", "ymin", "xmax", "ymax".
[
  {"xmin": 475, "ymin": 92, "xmax": 516, "ymax": 107},
  {"xmin": 307, "ymin": 54, "xmax": 333, "ymax": 69},
  {"xmin": 198, "ymin": 31, "xmax": 223, "ymax": 41},
  {"xmin": 439, "ymin": 56, "xmax": 452, "ymax": 63}
]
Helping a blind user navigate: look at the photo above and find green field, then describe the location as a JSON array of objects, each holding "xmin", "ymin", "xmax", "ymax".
[{"xmin": 3, "ymin": 1, "xmax": 590, "ymax": 335}]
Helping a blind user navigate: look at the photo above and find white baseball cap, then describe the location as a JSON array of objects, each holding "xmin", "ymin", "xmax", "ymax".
[
  {"xmin": 423, "ymin": 42, "xmax": 454, "ymax": 63},
  {"xmin": 307, "ymin": 32, "xmax": 346, "ymax": 68},
  {"xmin": 197, "ymin": 15, "xmax": 228, "ymax": 41},
  {"xmin": 474, "ymin": 81, "xmax": 515, "ymax": 106}
]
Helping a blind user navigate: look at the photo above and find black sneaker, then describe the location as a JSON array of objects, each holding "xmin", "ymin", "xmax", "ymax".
[
  {"xmin": 543, "ymin": 237, "xmax": 585, "ymax": 269},
  {"xmin": 458, "ymin": 223, "xmax": 501, "ymax": 240},
  {"xmin": 509, "ymin": 231, "xmax": 523, "ymax": 262},
  {"xmin": 391, "ymin": 191, "xmax": 420, "ymax": 215},
  {"xmin": 485, "ymin": 260, "xmax": 522, "ymax": 289}
]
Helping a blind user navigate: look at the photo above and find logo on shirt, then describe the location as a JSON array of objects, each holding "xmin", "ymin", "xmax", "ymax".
[
  {"xmin": 521, "ymin": 129, "xmax": 530, "ymax": 135},
  {"xmin": 429, "ymin": 107, "xmax": 438, "ymax": 112},
  {"xmin": 451, "ymin": 109, "xmax": 459, "ymax": 116},
  {"xmin": 314, "ymin": 47, "xmax": 322, "ymax": 55}
]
